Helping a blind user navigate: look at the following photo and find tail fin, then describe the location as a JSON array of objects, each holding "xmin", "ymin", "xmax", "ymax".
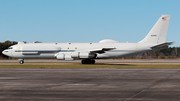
[{"xmin": 139, "ymin": 15, "xmax": 170, "ymax": 44}]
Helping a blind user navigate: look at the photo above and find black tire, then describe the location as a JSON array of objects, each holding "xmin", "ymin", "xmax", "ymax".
[
  {"xmin": 81, "ymin": 59, "xmax": 86, "ymax": 64},
  {"xmin": 81, "ymin": 59, "xmax": 95, "ymax": 64},
  {"xmin": 19, "ymin": 60, "xmax": 24, "ymax": 64},
  {"xmin": 87, "ymin": 59, "xmax": 91, "ymax": 64},
  {"xmin": 91, "ymin": 59, "xmax": 95, "ymax": 64}
]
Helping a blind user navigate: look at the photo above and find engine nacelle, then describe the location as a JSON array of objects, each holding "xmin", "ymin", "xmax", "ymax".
[
  {"xmin": 56, "ymin": 53, "xmax": 64, "ymax": 60},
  {"xmin": 71, "ymin": 52, "xmax": 96, "ymax": 59},
  {"xmin": 55, "ymin": 53, "xmax": 74, "ymax": 60}
]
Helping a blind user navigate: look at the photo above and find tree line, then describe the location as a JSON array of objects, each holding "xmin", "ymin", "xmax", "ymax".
[
  {"xmin": 125, "ymin": 47, "xmax": 180, "ymax": 59},
  {"xmin": 0, "ymin": 40, "xmax": 17, "ymax": 59},
  {"xmin": 0, "ymin": 40, "xmax": 180, "ymax": 59}
]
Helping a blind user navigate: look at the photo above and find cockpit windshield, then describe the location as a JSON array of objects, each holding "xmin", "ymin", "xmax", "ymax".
[{"xmin": 8, "ymin": 47, "xmax": 13, "ymax": 49}]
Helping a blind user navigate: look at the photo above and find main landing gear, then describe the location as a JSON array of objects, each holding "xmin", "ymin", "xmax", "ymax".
[
  {"xmin": 81, "ymin": 59, "xmax": 95, "ymax": 64},
  {"xmin": 19, "ymin": 59, "xmax": 24, "ymax": 64}
]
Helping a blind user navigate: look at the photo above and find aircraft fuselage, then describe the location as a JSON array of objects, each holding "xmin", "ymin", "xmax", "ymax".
[{"xmin": 3, "ymin": 42, "xmax": 152, "ymax": 59}]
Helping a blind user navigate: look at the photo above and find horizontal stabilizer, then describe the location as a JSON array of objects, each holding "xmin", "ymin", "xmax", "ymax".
[{"xmin": 150, "ymin": 42, "xmax": 173, "ymax": 49}]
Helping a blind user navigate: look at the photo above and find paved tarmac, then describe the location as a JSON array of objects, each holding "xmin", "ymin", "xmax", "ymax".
[
  {"xmin": 1, "ymin": 59, "xmax": 180, "ymax": 64},
  {"xmin": 0, "ymin": 68, "xmax": 180, "ymax": 101}
]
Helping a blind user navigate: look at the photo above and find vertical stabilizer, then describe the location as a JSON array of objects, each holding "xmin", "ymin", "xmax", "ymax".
[{"xmin": 139, "ymin": 15, "xmax": 170, "ymax": 44}]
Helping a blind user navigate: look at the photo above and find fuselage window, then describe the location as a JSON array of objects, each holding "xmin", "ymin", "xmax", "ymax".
[
  {"xmin": 67, "ymin": 47, "xmax": 70, "ymax": 52},
  {"xmin": 8, "ymin": 47, "xmax": 13, "ymax": 49}
]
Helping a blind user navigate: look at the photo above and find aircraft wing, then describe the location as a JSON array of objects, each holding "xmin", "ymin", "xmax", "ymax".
[
  {"xmin": 89, "ymin": 47, "xmax": 116, "ymax": 54},
  {"xmin": 150, "ymin": 42, "xmax": 174, "ymax": 49}
]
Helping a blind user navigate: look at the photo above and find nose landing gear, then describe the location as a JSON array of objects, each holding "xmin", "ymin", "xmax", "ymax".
[
  {"xmin": 81, "ymin": 59, "xmax": 95, "ymax": 64},
  {"xmin": 19, "ymin": 59, "xmax": 24, "ymax": 64}
]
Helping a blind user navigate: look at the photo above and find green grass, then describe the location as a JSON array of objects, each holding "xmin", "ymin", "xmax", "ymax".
[{"xmin": 0, "ymin": 64, "xmax": 180, "ymax": 69}]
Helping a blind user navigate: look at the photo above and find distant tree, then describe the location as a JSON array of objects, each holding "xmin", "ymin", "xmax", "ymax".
[
  {"xmin": 0, "ymin": 40, "xmax": 17, "ymax": 59},
  {"xmin": 125, "ymin": 47, "xmax": 180, "ymax": 59}
]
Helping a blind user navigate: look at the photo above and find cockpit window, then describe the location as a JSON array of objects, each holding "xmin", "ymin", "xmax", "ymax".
[{"xmin": 8, "ymin": 47, "xmax": 13, "ymax": 49}]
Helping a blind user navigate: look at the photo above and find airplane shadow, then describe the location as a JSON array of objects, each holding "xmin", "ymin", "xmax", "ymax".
[{"xmin": 90, "ymin": 63, "xmax": 135, "ymax": 66}]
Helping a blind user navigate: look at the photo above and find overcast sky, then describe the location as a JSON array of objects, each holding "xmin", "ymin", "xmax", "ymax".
[{"xmin": 0, "ymin": 0, "xmax": 179, "ymax": 47}]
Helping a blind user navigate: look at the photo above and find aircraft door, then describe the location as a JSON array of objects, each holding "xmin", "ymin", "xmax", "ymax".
[
  {"xmin": 10, "ymin": 49, "xmax": 13, "ymax": 56},
  {"xmin": 135, "ymin": 44, "xmax": 139, "ymax": 52},
  {"xmin": 17, "ymin": 45, "xmax": 22, "ymax": 53}
]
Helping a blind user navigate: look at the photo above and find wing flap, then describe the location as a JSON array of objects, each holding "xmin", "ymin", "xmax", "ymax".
[{"xmin": 89, "ymin": 47, "xmax": 116, "ymax": 54}]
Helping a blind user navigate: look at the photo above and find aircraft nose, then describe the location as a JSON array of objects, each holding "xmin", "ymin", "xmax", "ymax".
[
  {"xmin": 2, "ymin": 50, "xmax": 6, "ymax": 55},
  {"xmin": 2, "ymin": 50, "xmax": 11, "ymax": 56}
]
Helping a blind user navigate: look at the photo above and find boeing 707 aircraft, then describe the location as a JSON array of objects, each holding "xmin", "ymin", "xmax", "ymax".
[{"xmin": 2, "ymin": 15, "xmax": 173, "ymax": 64}]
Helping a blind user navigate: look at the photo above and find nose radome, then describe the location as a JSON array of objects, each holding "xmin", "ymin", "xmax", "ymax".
[
  {"xmin": 2, "ymin": 50, "xmax": 5, "ymax": 55},
  {"xmin": 2, "ymin": 50, "xmax": 9, "ymax": 56}
]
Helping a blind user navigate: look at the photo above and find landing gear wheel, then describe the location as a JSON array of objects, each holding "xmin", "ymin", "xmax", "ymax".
[
  {"xmin": 19, "ymin": 60, "xmax": 24, "ymax": 64},
  {"xmin": 81, "ymin": 59, "xmax": 95, "ymax": 64},
  {"xmin": 91, "ymin": 59, "xmax": 95, "ymax": 64},
  {"xmin": 81, "ymin": 59, "xmax": 86, "ymax": 64},
  {"xmin": 87, "ymin": 59, "xmax": 91, "ymax": 64}
]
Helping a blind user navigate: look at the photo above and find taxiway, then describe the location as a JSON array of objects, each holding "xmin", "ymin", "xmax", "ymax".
[
  {"xmin": 1, "ymin": 59, "xmax": 180, "ymax": 64},
  {"xmin": 0, "ymin": 68, "xmax": 180, "ymax": 101}
]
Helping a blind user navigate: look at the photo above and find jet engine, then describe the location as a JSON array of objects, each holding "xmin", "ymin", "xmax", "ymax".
[
  {"xmin": 55, "ymin": 53, "xmax": 74, "ymax": 60},
  {"xmin": 71, "ymin": 52, "xmax": 96, "ymax": 59},
  {"xmin": 55, "ymin": 52, "xmax": 96, "ymax": 60}
]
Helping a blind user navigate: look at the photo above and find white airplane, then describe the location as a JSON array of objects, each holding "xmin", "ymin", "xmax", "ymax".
[{"xmin": 2, "ymin": 15, "xmax": 173, "ymax": 64}]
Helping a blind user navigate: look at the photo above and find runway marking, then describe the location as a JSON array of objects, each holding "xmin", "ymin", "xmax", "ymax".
[
  {"xmin": 123, "ymin": 70, "xmax": 180, "ymax": 101},
  {"xmin": 0, "ymin": 77, "xmax": 18, "ymax": 80},
  {"xmin": 66, "ymin": 84, "xmax": 96, "ymax": 86},
  {"xmin": 150, "ymin": 78, "xmax": 164, "ymax": 84},
  {"xmin": 174, "ymin": 85, "xmax": 180, "ymax": 87}
]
